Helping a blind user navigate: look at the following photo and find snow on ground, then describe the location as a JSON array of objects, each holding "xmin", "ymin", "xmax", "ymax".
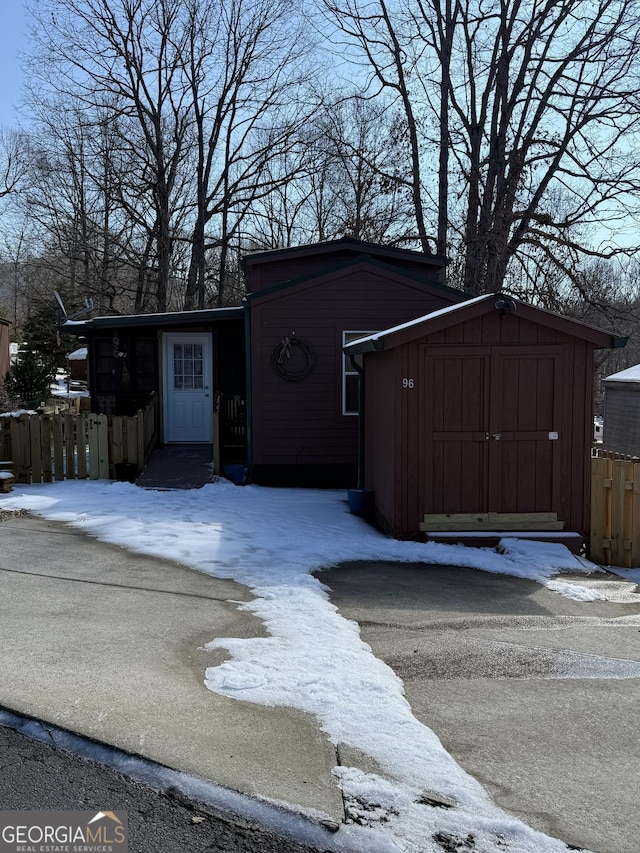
[
  {"xmin": 2, "ymin": 480, "xmax": 638, "ymax": 853},
  {"xmin": 50, "ymin": 373, "xmax": 90, "ymax": 399},
  {"xmin": 609, "ymin": 566, "xmax": 640, "ymax": 585}
]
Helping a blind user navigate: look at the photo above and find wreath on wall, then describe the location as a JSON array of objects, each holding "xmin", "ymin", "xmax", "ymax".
[{"xmin": 270, "ymin": 336, "xmax": 316, "ymax": 381}]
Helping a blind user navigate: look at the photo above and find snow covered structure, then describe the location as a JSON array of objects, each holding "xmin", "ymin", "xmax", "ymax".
[
  {"xmin": 66, "ymin": 346, "xmax": 88, "ymax": 382},
  {"xmin": 602, "ymin": 364, "xmax": 640, "ymax": 457}
]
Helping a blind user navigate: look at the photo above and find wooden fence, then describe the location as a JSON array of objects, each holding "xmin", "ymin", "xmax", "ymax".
[
  {"xmin": 0, "ymin": 393, "xmax": 157, "ymax": 483},
  {"xmin": 590, "ymin": 449, "xmax": 640, "ymax": 567}
]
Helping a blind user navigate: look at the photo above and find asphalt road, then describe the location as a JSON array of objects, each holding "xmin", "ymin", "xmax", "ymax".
[
  {"xmin": 316, "ymin": 561, "xmax": 640, "ymax": 853},
  {"xmin": 0, "ymin": 725, "xmax": 331, "ymax": 853}
]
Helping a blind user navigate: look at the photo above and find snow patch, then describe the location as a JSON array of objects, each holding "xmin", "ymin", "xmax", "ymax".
[{"xmin": 4, "ymin": 480, "xmax": 634, "ymax": 853}]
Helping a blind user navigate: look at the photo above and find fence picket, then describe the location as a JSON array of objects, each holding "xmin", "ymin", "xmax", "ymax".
[
  {"xmin": 590, "ymin": 457, "xmax": 607, "ymax": 565},
  {"xmin": 632, "ymin": 472, "xmax": 640, "ymax": 568},
  {"xmin": 1, "ymin": 424, "xmax": 10, "ymax": 459},
  {"xmin": 41, "ymin": 415, "xmax": 53, "ymax": 483},
  {"xmin": 64, "ymin": 413, "xmax": 76, "ymax": 479},
  {"xmin": 97, "ymin": 414, "xmax": 109, "ymax": 479},
  {"xmin": 87, "ymin": 414, "xmax": 101, "ymax": 479},
  {"xmin": 10, "ymin": 417, "xmax": 26, "ymax": 482},
  {"xmin": 77, "ymin": 413, "xmax": 88, "ymax": 479},
  {"xmin": 623, "ymin": 461, "xmax": 634, "ymax": 564},
  {"xmin": 126, "ymin": 416, "xmax": 137, "ymax": 469},
  {"xmin": 610, "ymin": 461, "xmax": 625, "ymax": 566},
  {"xmin": 29, "ymin": 414, "xmax": 42, "ymax": 483},
  {"xmin": 591, "ymin": 449, "xmax": 640, "ymax": 567},
  {"xmin": 52, "ymin": 415, "xmax": 64, "ymax": 480},
  {"xmin": 111, "ymin": 417, "xmax": 124, "ymax": 467},
  {"xmin": 0, "ymin": 394, "xmax": 157, "ymax": 486}
]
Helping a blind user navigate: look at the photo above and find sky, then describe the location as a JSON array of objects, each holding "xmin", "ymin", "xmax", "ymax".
[
  {"xmin": 0, "ymin": 2, "xmax": 632, "ymax": 254},
  {"xmin": 0, "ymin": 2, "xmax": 28, "ymax": 128},
  {"xmin": 3, "ymin": 477, "xmax": 640, "ymax": 853}
]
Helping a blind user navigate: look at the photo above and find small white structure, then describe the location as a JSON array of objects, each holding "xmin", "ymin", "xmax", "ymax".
[
  {"xmin": 602, "ymin": 364, "xmax": 640, "ymax": 456},
  {"xmin": 67, "ymin": 346, "xmax": 88, "ymax": 361}
]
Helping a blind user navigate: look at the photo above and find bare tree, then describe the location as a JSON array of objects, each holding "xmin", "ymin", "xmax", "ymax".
[
  {"xmin": 27, "ymin": 0, "xmax": 195, "ymax": 311},
  {"xmin": 0, "ymin": 131, "xmax": 34, "ymax": 327},
  {"xmin": 314, "ymin": 98, "xmax": 416, "ymax": 243},
  {"xmin": 323, "ymin": 0, "xmax": 436, "ymax": 252},
  {"xmin": 324, "ymin": 0, "xmax": 640, "ymax": 294},
  {"xmin": 0, "ymin": 225, "xmax": 32, "ymax": 329},
  {"xmin": 180, "ymin": 0, "xmax": 315, "ymax": 308},
  {"xmin": 0, "ymin": 129, "xmax": 30, "ymax": 200},
  {"xmin": 243, "ymin": 97, "xmax": 416, "ymax": 249},
  {"xmin": 17, "ymin": 101, "xmax": 137, "ymax": 313},
  {"xmin": 240, "ymin": 146, "xmax": 316, "ymax": 248},
  {"xmin": 25, "ymin": 0, "xmax": 321, "ymax": 311}
]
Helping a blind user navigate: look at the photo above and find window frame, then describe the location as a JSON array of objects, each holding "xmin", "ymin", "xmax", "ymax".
[{"xmin": 342, "ymin": 331, "xmax": 376, "ymax": 415}]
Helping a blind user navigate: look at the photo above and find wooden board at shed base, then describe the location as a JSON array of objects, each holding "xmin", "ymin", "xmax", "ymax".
[{"xmin": 420, "ymin": 512, "xmax": 565, "ymax": 532}]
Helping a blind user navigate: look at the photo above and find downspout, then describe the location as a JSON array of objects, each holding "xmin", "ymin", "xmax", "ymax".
[
  {"xmin": 243, "ymin": 300, "xmax": 253, "ymax": 478},
  {"xmin": 350, "ymin": 354, "xmax": 365, "ymax": 489}
]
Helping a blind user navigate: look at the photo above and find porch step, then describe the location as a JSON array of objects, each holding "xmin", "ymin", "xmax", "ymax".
[
  {"xmin": 424, "ymin": 530, "xmax": 583, "ymax": 554},
  {"xmin": 419, "ymin": 512, "xmax": 564, "ymax": 532},
  {"xmin": 136, "ymin": 444, "xmax": 214, "ymax": 490}
]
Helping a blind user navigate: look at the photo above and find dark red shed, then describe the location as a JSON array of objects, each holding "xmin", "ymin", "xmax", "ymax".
[{"xmin": 346, "ymin": 294, "xmax": 624, "ymax": 540}]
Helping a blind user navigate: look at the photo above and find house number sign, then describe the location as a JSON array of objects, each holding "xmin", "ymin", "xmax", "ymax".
[{"xmin": 402, "ymin": 378, "xmax": 415, "ymax": 388}]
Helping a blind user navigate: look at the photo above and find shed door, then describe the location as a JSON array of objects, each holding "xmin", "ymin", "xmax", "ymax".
[
  {"xmin": 424, "ymin": 345, "xmax": 564, "ymax": 514},
  {"xmin": 426, "ymin": 347, "xmax": 492, "ymax": 512},
  {"xmin": 163, "ymin": 333, "xmax": 213, "ymax": 443}
]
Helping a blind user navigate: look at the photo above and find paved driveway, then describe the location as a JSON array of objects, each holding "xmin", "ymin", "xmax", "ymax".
[
  {"xmin": 0, "ymin": 514, "xmax": 342, "ymax": 822},
  {"xmin": 316, "ymin": 561, "xmax": 640, "ymax": 853}
]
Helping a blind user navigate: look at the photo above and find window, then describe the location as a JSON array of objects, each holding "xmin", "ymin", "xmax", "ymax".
[
  {"xmin": 173, "ymin": 342, "xmax": 204, "ymax": 390},
  {"xmin": 342, "ymin": 331, "xmax": 375, "ymax": 415}
]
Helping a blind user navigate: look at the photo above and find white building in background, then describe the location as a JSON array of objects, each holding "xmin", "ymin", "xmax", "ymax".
[{"xmin": 602, "ymin": 364, "xmax": 640, "ymax": 457}]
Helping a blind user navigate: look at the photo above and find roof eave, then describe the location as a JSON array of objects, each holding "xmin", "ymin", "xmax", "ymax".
[
  {"xmin": 63, "ymin": 307, "xmax": 244, "ymax": 332},
  {"xmin": 241, "ymin": 236, "xmax": 448, "ymax": 271},
  {"xmin": 345, "ymin": 295, "xmax": 627, "ymax": 352},
  {"xmin": 344, "ymin": 338, "xmax": 386, "ymax": 355},
  {"xmin": 245, "ymin": 255, "xmax": 467, "ymax": 305}
]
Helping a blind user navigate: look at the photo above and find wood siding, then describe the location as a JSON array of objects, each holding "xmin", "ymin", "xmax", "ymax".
[
  {"xmin": 244, "ymin": 241, "xmax": 447, "ymax": 293},
  {"xmin": 364, "ymin": 350, "xmax": 397, "ymax": 531},
  {"xmin": 364, "ymin": 310, "xmax": 597, "ymax": 538},
  {"xmin": 602, "ymin": 382, "xmax": 640, "ymax": 457},
  {"xmin": 250, "ymin": 265, "xmax": 460, "ymax": 478}
]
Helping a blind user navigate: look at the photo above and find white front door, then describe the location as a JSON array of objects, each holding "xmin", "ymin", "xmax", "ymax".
[{"xmin": 163, "ymin": 333, "xmax": 213, "ymax": 442}]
